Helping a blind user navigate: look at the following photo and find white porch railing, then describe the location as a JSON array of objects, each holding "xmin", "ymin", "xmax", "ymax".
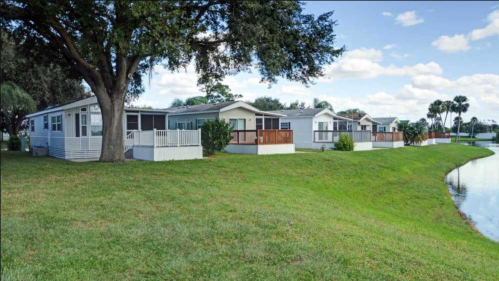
[{"xmin": 125, "ymin": 129, "xmax": 201, "ymax": 152}]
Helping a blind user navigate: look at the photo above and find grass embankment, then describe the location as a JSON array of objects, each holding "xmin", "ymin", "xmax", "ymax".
[{"xmin": 1, "ymin": 145, "xmax": 498, "ymax": 280}]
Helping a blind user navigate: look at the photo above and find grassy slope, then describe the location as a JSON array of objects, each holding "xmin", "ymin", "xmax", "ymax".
[{"xmin": 1, "ymin": 145, "xmax": 498, "ymax": 281}]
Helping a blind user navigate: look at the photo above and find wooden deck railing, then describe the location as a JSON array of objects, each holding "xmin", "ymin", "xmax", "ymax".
[
  {"xmin": 428, "ymin": 132, "xmax": 451, "ymax": 139},
  {"xmin": 313, "ymin": 130, "xmax": 372, "ymax": 143},
  {"xmin": 230, "ymin": 130, "xmax": 293, "ymax": 145},
  {"xmin": 372, "ymin": 132, "xmax": 404, "ymax": 142}
]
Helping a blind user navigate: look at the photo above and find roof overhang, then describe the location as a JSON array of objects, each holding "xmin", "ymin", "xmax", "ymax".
[
  {"xmin": 220, "ymin": 101, "xmax": 286, "ymax": 117},
  {"xmin": 360, "ymin": 113, "xmax": 382, "ymax": 124},
  {"xmin": 125, "ymin": 108, "xmax": 169, "ymax": 114},
  {"xmin": 26, "ymin": 96, "xmax": 99, "ymax": 118}
]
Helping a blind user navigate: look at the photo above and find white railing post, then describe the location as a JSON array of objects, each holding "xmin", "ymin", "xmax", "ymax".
[
  {"xmin": 198, "ymin": 129, "xmax": 202, "ymax": 146},
  {"xmin": 153, "ymin": 129, "xmax": 157, "ymax": 147},
  {"xmin": 177, "ymin": 129, "xmax": 180, "ymax": 147}
]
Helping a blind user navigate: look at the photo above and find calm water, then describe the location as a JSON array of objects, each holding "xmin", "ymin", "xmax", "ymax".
[{"xmin": 445, "ymin": 141, "xmax": 499, "ymax": 242}]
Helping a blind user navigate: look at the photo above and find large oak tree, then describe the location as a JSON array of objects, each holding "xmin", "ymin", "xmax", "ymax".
[{"xmin": 1, "ymin": 1, "xmax": 344, "ymax": 162}]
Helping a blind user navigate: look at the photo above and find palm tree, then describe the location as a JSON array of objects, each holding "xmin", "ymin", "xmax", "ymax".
[
  {"xmin": 442, "ymin": 100, "xmax": 454, "ymax": 131},
  {"xmin": 427, "ymin": 112, "xmax": 435, "ymax": 130},
  {"xmin": 453, "ymin": 96, "xmax": 470, "ymax": 142},
  {"xmin": 470, "ymin": 117, "xmax": 478, "ymax": 137},
  {"xmin": 433, "ymin": 100, "xmax": 444, "ymax": 126}
]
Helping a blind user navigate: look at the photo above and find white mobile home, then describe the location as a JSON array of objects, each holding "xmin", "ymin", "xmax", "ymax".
[
  {"xmin": 168, "ymin": 101, "xmax": 295, "ymax": 155},
  {"xmin": 27, "ymin": 97, "xmax": 202, "ymax": 161},
  {"xmin": 271, "ymin": 108, "xmax": 373, "ymax": 151}
]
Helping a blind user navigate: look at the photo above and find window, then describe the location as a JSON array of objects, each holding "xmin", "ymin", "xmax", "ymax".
[
  {"xmin": 338, "ymin": 121, "xmax": 347, "ymax": 131},
  {"xmin": 333, "ymin": 121, "xmax": 338, "ymax": 131},
  {"xmin": 80, "ymin": 107, "xmax": 87, "ymax": 112},
  {"xmin": 30, "ymin": 119, "xmax": 35, "ymax": 132},
  {"xmin": 43, "ymin": 115, "xmax": 48, "ymax": 130},
  {"xmin": 264, "ymin": 117, "xmax": 280, "ymax": 129},
  {"xmin": 196, "ymin": 119, "xmax": 213, "ymax": 129},
  {"xmin": 229, "ymin": 119, "xmax": 246, "ymax": 130},
  {"xmin": 127, "ymin": 115, "xmax": 139, "ymax": 131},
  {"xmin": 281, "ymin": 122, "xmax": 291, "ymax": 130},
  {"xmin": 90, "ymin": 105, "xmax": 101, "ymax": 113},
  {"xmin": 90, "ymin": 113, "xmax": 102, "ymax": 136},
  {"xmin": 51, "ymin": 115, "xmax": 62, "ymax": 131},
  {"xmin": 154, "ymin": 115, "xmax": 166, "ymax": 130},
  {"xmin": 81, "ymin": 114, "xmax": 88, "ymax": 137},
  {"xmin": 392, "ymin": 127, "xmax": 397, "ymax": 132},
  {"xmin": 318, "ymin": 122, "xmax": 328, "ymax": 141},
  {"xmin": 89, "ymin": 104, "xmax": 102, "ymax": 136},
  {"xmin": 256, "ymin": 118, "xmax": 263, "ymax": 130},
  {"xmin": 378, "ymin": 126, "xmax": 386, "ymax": 132},
  {"xmin": 140, "ymin": 114, "xmax": 166, "ymax": 130},
  {"xmin": 361, "ymin": 125, "xmax": 367, "ymax": 131},
  {"xmin": 347, "ymin": 124, "xmax": 353, "ymax": 131}
]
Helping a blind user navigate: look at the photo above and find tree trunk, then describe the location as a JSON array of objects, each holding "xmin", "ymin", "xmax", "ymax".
[
  {"xmin": 97, "ymin": 88, "xmax": 126, "ymax": 163},
  {"xmin": 456, "ymin": 113, "xmax": 462, "ymax": 142}
]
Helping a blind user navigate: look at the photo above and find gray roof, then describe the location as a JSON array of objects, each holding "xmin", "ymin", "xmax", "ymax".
[
  {"xmin": 269, "ymin": 108, "xmax": 326, "ymax": 117},
  {"xmin": 373, "ymin": 117, "xmax": 399, "ymax": 125},
  {"xmin": 166, "ymin": 101, "xmax": 238, "ymax": 114}
]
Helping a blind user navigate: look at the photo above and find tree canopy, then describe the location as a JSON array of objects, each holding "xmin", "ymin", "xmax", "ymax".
[
  {"xmin": 1, "ymin": 1, "xmax": 344, "ymax": 162},
  {"xmin": 1, "ymin": 30, "xmax": 88, "ymax": 109},
  {"xmin": 313, "ymin": 98, "xmax": 333, "ymax": 111},
  {"xmin": 250, "ymin": 96, "xmax": 285, "ymax": 111},
  {"xmin": 337, "ymin": 108, "xmax": 364, "ymax": 115},
  {"xmin": 203, "ymin": 83, "xmax": 242, "ymax": 104},
  {"xmin": 1, "ymin": 81, "xmax": 36, "ymax": 136}
]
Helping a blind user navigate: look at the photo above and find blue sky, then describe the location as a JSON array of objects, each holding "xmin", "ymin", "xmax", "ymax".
[{"xmin": 134, "ymin": 1, "xmax": 499, "ymax": 123}]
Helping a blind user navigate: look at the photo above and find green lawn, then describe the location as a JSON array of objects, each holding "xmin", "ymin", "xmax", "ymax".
[{"xmin": 2, "ymin": 145, "xmax": 498, "ymax": 280}]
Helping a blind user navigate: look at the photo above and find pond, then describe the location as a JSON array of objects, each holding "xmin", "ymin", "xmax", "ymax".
[{"xmin": 445, "ymin": 141, "xmax": 499, "ymax": 242}]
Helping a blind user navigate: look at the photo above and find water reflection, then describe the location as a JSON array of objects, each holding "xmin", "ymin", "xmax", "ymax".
[{"xmin": 446, "ymin": 142, "xmax": 499, "ymax": 242}]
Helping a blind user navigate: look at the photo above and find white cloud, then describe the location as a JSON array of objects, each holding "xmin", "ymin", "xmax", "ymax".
[
  {"xmin": 382, "ymin": 11, "xmax": 393, "ymax": 17},
  {"xmin": 154, "ymin": 65, "xmax": 202, "ymax": 97},
  {"xmin": 411, "ymin": 74, "xmax": 499, "ymax": 110},
  {"xmin": 412, "ymin": 75, "xmax": 454, "ymax": 89},
  {"xmin": 390, "ymin": 52, "xmax": 411, "ymax": 60},
  {"xmin": 277, "ymin": 85, "xmax": 312, "ymax": 96},
  {"xmin": 431, "ymin": 34, "xmax": 471, "ymax": 53},
  {"xmin": 398, "ymin": 85, "xmax": 449, "ymax": 102},
  {"xmin": 470, "ymin": 10, "xmax": 499, "ymax": 41},
  {"xmin": 395, "ymin": 11, "xmax": 424, "ymax": 27},
  {"xmin": 321, "ymin": 48, "xmax": 442, "ymax": 81},
  {"xmin": 383, "ymin": 44, "xmax": 397, "ymax": 50}
]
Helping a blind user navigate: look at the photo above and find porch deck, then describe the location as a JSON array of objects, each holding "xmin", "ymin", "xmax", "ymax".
[
  {"xmin": 226, "ymin": 130, "xmax": 295, "ymax": 155},
  {"xmin": 125, "ymin": 129, "xmax": 203, "ymax": 161},
  {"xmin": 372, "ymin": 132, "xmax": 405, "ymax": 148},
  {"xmin": 313, "ymin": 130, "xmax": 373, "ymax": 151}
]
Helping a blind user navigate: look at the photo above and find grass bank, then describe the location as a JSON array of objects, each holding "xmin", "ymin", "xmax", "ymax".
[{"xmin": 1, "ymin": 144, "xmax": 498, "ymax": 280}]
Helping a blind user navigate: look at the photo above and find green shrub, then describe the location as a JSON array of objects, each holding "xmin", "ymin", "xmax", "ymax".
[
  {"xmin": 335, "ymin": 134, "xmax": 354, "ymax": 151},
  {"xmin": 200, "ymin": 119, "xmax": 233, "ymax": 155},
  {"xmin": 7, "ymin": 135, "xmax": 21, "ymax": 151}
]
